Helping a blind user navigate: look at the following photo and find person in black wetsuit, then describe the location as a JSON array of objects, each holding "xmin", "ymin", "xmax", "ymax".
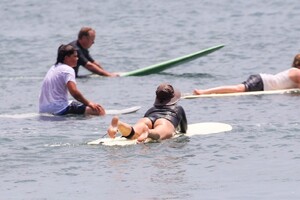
[
  {"xmin": 107, "ymin": 83, "xmax": 187, "ymax": 142},
  {"xmin": 69, "ymin": 27, "xmax": 119, "ymax": 77}
]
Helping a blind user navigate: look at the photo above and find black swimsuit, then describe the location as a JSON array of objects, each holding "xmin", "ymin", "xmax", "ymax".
[
  {"xmin": 144, "ymin": 105, "xmax": 188, "ymax": 133},
  {"xmin": 242, "ymin": 74, "xmax": 264, "ymax": 91}
]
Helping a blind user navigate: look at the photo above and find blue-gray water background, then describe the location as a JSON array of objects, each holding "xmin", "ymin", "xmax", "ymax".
[{"xmin": 1, "ymin": 0, "xmax": 300, "ymax": 199}]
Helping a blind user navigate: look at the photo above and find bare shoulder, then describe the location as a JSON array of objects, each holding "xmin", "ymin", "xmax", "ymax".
[
  {"xmin": 289, "ymin": 68, "xmax": 300, "ymax": 83},
  {"xmin": 288, "ymin": 67, "xmax": 300, "ymax": 75}
]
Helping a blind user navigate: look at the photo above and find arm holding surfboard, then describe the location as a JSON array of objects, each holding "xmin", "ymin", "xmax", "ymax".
[
  {"xmin": 193, "ymin": 54, "xmax": 300, "ymax": 96},
  {"xmin": 107, "ymin": 83, "xmax": 187, "ymax": 142},
  {"xmin": 70, "ymin": 27, "xmax": 224, "ymax": 78},
  {"xmin": 72, "ymin": 28, "xmax": 224, "ymax": 78}
]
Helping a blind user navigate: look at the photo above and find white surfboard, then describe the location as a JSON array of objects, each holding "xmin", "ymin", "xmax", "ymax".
[
  {"xmin": 105, "ymin": 106, "xmax": 141, "ymax": 115},
  {"xmin": 87, "ymin": 122, "xmax": 233, "ymax": 146},
  {"xmin": 182, "ymin": 88, "xmax": 300, "ymax": 99},
  {"xmin": 0, "ymin": 106, "xmax": 141, "ymax": 119}
]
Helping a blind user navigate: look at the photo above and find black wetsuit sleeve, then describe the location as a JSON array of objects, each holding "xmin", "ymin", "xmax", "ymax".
[{"xmin": 178, "ymin": 106, "xmax": 188, "ymax": 133}]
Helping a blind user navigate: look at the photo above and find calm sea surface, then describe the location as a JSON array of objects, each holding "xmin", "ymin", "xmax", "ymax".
[{"xmin": 1, "ymin": 0, "xmax": 300, "ymax": 199}]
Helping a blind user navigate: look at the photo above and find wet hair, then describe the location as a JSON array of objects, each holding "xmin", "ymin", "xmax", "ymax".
[
  {"xmin": 292, "ymin": 54, "xmax": 300, "ymax": 68},
  {"xmin": 55, "ymin": 44, "xmax": 76, "ymax": 65},
  {"xmin": 78, "ymin": 27, "xmax": 94, "ymax": 39}
]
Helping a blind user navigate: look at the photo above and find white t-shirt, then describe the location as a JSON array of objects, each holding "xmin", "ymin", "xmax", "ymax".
[
  {"xmin": 260, "ymin": 69, "xmax": 298, "ymax": 90},
  {"xmin": 39, "ymin": 63, "xmax": 76, "ymax": 114}
]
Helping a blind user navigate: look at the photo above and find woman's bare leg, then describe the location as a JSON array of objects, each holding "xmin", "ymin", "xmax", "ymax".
[
  {"xmin": 120, "ymin": 118, "xmax": 151, "ymax": 139},
  {"xmin": 108, "ymin": 117, "xmax": 152, "ymax": 139},
  {"xmin": 107, "ymin": 117, "xmax": 175, "ymax": 142},
  {"xmin": 137, "ymin": 118, "xmax": 175, "ymax": 142},
  {"xmin": 193, "ymin": 84, "xmax": 246, "ymax": 95}
]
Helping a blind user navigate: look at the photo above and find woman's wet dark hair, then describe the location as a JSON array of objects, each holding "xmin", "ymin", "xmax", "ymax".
[{"xmin": 55, "ymin": 44, "xmax": 76, "ymax": 65}]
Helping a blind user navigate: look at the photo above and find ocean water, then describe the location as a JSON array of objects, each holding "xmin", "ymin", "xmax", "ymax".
[{"xmin": 1, "ymin": 0, "xmax": 300, "ymax": 199}]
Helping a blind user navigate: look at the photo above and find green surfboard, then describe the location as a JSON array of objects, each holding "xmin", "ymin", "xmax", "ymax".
[{"xmin": 120, "ymin": 44, "xmax": 224, "ymax": 77}]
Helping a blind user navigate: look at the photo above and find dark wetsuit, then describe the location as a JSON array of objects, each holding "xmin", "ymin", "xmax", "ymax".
[
  {"xmin": 144, "ymin": 105, "xmax": 188, "ymax": 133},
  {"xmin": 69, "ymin": 40, "xmax": 95, "ymax": 77}
]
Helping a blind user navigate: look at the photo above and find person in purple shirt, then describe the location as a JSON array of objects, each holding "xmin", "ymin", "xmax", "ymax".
[{"xmin": 39, "ymin": 44, "xmax": 106, "ymax": 116}]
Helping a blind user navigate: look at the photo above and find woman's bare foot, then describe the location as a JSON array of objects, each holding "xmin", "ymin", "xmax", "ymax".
[
  {"xmin": 107, "ymin": 116, "xmax": 119, "ymax": 138},
  {"xmin": 118, "ymin": 122, "xmax": 132, "ymax": 137},
  {"xmin": 137, "ymin": 132, "xmax": 149, "ymax": 142},
  {"xmin": 137, "ymin": 125, "xmax": 150, "ymax": 142},
  {"xmin": 193, "ymin": 89, "xmax": 203, "ymax": 95}
]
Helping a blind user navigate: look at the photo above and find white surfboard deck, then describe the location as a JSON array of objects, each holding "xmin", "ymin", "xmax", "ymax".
[
  {"xmin": 87, "ymin": 122, "xmax": 232, "ymax": 146},
  {"xmin": 0, "ymin": 106, "xmax": 141, "ymax": 119},
  {"xmin": 182, "ymin": 88, "xmax": 300, "ymax": 99},
  {"xmin": 105, "ymin": 106, "xmax": 141, "ymax": 115}
]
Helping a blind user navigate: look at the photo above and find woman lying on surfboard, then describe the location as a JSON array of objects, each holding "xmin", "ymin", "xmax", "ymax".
[
  {"xmin": 193, "ymin": 54, "xmax": 300, "ymax": 95},
  {"xmin": 107, "ymin": 83, "xmax": 187, "ymax": 142}
]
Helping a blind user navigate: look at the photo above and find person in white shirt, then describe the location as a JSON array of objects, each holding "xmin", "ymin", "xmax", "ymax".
[
  {"xmin": 193, "ymin": 54, "xmax": 300, "ymax": 95},
  {"xmin": 39, "ymin": 44, "xmax": 105, "ymax": 115}
]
